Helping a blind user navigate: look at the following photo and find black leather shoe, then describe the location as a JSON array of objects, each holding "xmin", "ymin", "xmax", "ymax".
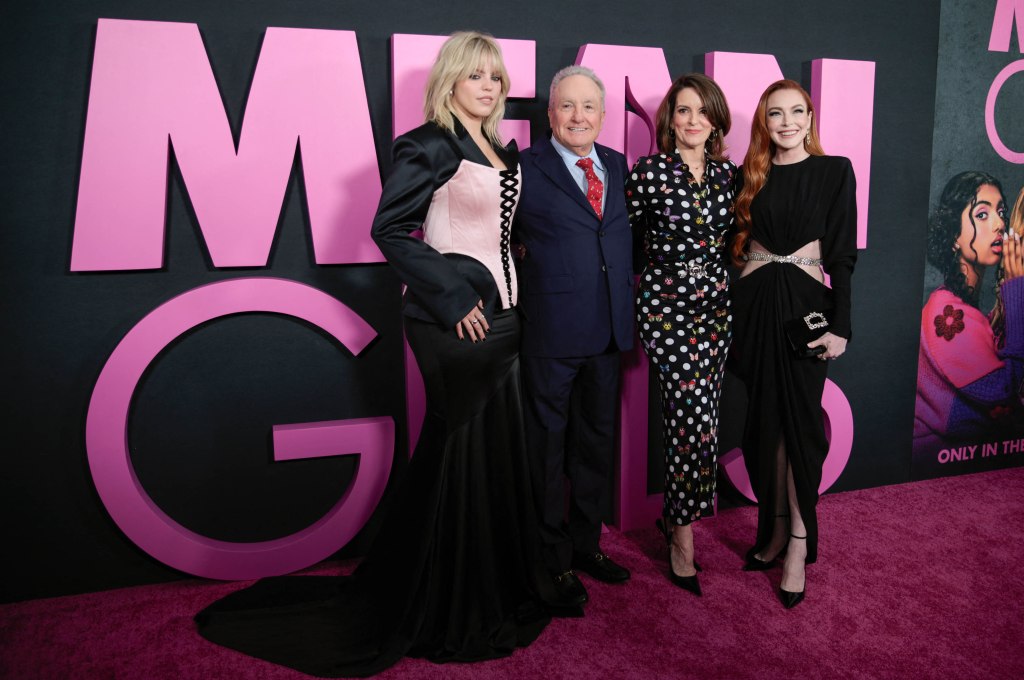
[
  {"xmin": 656, "ymin": 518, "xmax": 702, "ymax": 572},
  {"xmin": 572, "ymin": 551, "xmax": 631, "ymax": 583},
  {"xmin": 657, "ymin": 520, "xmax": 702, "ymax": 596},
  {"xmin": 551, "ymin": 570, "xmax": 588, "ymax": 608},
  {"xmin": 778, "ymin": 586, "xmax": 805, "ymax": 609},
  {"xmin": 777, "ymin": 533, "xmax": 807, "ymax": 609},
  {"xmin": 669, "ymin": 568, "xmax": 702, "ymax": 597},
  {"xmin": 742, "ymin": 546, "xmax": 779, "ymax": 572},
  {"xmin": 743, "ymin": 514, "xmax": 790, "ymax": 571}
]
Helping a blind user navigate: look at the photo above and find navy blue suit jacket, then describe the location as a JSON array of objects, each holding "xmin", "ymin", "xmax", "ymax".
[{"xmin": 515, "ymin": 139, "xmax": 635, "ymax": 357}]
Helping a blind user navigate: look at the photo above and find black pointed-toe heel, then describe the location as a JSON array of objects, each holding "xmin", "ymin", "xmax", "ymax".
[
  {"xmin": 656, "ymin": 518, "xmax": 703, "ymax": 595},
  {"xmin": 777, "ymin": 533, "xmax": 807, "ymax": 609},
  {"xmin": 670, "ymin": 569, "xmax": 702, "ymax": 596},
  {"xmin": 656, "ymin": 518, "xmax": 701, "ymax": 572},
  {"xmin": 778, "ymin": 586, "xmax": 805, "ymax": 609},
  {"xmin": 742, "ymin": 547, "xmax": 778, "ymax": 572},
  {"xmin": 742, "ymin": 513, "xmax": 789, "ymax": 571}
]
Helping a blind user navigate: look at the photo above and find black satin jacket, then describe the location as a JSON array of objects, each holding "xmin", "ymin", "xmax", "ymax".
[{"xmin": 370, "ymin": 120, "xmax": 519, "ymax": 329}]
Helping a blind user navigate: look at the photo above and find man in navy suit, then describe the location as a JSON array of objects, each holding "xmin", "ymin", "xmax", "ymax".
[{"xmin": 515, "ymin": 66, "xmax": 634, "ymax": 609}]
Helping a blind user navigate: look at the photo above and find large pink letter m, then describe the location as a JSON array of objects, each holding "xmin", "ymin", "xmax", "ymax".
[{"xmin": 72, "ymin": 19, "xmax": 381, "ymax": 271}]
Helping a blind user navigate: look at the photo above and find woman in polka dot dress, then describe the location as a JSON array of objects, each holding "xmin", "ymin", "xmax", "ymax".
[{"xmin": 625, "ymin": 73, "xmax": 734, "ymax": 596}]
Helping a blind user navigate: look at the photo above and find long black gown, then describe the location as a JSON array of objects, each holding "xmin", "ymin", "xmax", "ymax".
[
  {"xmin": 729, "ymin": 154, "xmax": 856, "ymax": 564},
  {"xmin": 195, "ymin": 121, "xmax": 550, "ymax": 677}
]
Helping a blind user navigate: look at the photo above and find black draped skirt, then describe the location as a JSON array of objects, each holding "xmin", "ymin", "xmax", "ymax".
[
  {"xmin": 729, "ymin": 263, "xmax": 830, "ymax": 564},
  {"xmin": 195, "ymin": 308, "xmax": 550, "ymax": 677}
]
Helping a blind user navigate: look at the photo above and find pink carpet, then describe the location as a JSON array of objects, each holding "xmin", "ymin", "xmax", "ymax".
[{"xmin": 3, "ymin": 467, "xmax": 1023, "ymax": 680}]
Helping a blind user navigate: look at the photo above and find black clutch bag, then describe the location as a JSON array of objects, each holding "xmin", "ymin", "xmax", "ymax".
[{"xmin": 784, "ymin": 310, "xmax": 831, "ymax": 359}]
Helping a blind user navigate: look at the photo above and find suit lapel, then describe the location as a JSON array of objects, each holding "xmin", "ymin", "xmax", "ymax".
[
  {"xmin": 451, "ymin": 116, "xmax": 520, "ymax": 169},
  {"xmin": 532, "ymin": 140, "xmax": 600, "ymax": 220},
  {"xmin": 450, "ymin": 119, "xmax": 491, "ymax": 166},
  {"xmin": 596, "ymin": 144, "xmax": 620, "ymax": 221}
]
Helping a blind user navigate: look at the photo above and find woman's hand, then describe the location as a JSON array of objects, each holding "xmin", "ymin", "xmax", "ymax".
[
  {"xmin": 808, "ymin": 331, "xmax": 847, "ymax": 361},
  {"xmin": 1002, "ymin": 230, "xmax": 1024, "ymax": 282},
  {"xmin": 456, "ymin": 300, "xmax": 489, "ymax": 341}
]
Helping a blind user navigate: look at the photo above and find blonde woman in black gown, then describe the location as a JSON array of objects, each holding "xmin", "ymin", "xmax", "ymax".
[
  {"xmin": 730, "ymin": 79, "xmax": 856, "ymax": 609},
  {"xmin": 196, "ymin": 32, "xmax": 551, "ymax": 675},
  {"xmin": 626, "ymin": 74, "xmax": 735, "ymax": 596}
]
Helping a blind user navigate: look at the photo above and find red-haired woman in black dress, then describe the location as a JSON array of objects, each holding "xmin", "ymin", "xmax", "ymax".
[{"xmin": 730, "ymin": 79, "xmax": 857, "ymax": 609}]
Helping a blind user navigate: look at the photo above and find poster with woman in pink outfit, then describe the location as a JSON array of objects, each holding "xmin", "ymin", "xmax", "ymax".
[{"xmin": 911, "ymin": 1, "xmax": 1024, "ymax": 479}]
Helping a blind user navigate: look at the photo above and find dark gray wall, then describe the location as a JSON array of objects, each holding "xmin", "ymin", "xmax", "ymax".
[{"xmin": 1, "ymin": 0, "xmax": 941, "ymax": 602}]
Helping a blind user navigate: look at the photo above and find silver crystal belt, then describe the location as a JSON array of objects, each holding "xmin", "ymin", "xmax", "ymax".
[{"xmin": 745, "ymin": 250, "xmax": 822, "ymax": 267}]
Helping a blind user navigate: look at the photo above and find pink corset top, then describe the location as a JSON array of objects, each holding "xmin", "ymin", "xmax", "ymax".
[{"xmin": 422, "ymin": 160, "xmax": 520, "ymax": 309}]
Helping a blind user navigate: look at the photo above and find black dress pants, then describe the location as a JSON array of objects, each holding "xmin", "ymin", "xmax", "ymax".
[{"xmin": 521, "ymin": 350, "xmax": 620, "ymax": 574}]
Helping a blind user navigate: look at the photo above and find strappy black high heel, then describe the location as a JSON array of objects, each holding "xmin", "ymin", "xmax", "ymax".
[
  {"xmin": 655, "ymin": 518, "xmax": 702, "ymax": 596},
  {"xmin": 778, "ymin": 533, "xmax": 807, "ymax": 609},
  {"xmin": 743, "ymin": 513, "xmax": 788, "ymax": 571}
]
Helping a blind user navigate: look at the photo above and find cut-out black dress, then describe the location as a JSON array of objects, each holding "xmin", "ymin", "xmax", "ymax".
[{"xmin": 729, "ymin": 155, "xmax": 856, "ymax": 563}]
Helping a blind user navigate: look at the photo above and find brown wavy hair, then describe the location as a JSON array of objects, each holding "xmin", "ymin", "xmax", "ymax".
[
  {"xmin": 654, "ymin": 73, "xmax": 731, "ymax": 160},
  {"xmin": 731, "ymin": 79, "xmax": 825, "ymax": 265}
]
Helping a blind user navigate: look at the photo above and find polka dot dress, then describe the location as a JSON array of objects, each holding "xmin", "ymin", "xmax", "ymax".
[{"xmin": 626, "ymin": 153, "xmax": 735, "ymax": 526}]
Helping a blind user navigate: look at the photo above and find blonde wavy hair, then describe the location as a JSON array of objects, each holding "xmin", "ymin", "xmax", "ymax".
[
  {"xmin": 424, "ymin": 31, "xmax": 509, "ymax": 146},
  {"xmin": 992, "ymin": 186, "xmax": 1024, "ymax": 345},
  {"xmin": 1009, "ymin": 186, "xmax": 1024, "ymax": 237}
]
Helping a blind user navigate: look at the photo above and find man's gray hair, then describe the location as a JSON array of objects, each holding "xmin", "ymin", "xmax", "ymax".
[{"xmin": 548, "ymin": 65, "xmax": 606, "ymax": 111}]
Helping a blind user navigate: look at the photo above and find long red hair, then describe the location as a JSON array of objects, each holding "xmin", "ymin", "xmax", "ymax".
[{"xmin": 731, "ymin": 80, "xmax": 825, "ymax": 265}]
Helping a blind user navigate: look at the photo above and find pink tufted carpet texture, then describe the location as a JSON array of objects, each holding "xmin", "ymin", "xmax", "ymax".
[{"xmin": 3, "ymin": 467, "xmax": 1023, "ymax": 680}]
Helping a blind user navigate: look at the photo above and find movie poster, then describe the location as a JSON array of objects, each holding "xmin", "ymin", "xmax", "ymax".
[{"xmin": 912, "ymin": 0, "xmax": 1024, "ymax": 479}]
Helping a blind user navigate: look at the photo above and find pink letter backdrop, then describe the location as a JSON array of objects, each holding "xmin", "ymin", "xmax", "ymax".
[
  {"xmin": 73, "ymin": 19, "xmax": 382, "ymax": 271},
  {"xmin": 85, "ymin": 278, "xmax": 393, "ymax": 579},
  {"xmin": 74, "ymin": 20, "xmax": 877, "ymax": 574}
]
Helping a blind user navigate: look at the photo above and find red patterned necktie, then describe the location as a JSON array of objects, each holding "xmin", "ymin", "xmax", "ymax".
[{"xmin": 575, "ymin": 157, "xmax": 604, "ymax": 219}]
